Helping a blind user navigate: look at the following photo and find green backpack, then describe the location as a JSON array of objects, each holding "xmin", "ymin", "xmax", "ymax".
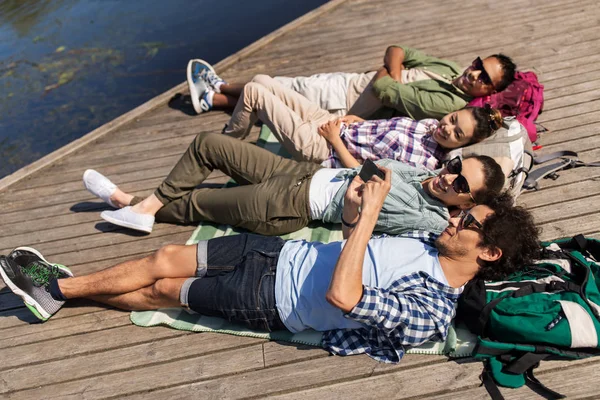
[{"xmin": 458, "ymin": 235, "xmax": 600, "ymax": 399}]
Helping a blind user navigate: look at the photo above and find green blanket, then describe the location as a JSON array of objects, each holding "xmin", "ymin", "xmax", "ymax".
[{"xmin": 130, "ymin": 126, "xmax": 476, "ymax": 358}]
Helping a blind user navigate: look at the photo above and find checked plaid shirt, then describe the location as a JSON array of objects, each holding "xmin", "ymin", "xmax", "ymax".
[
  {"xmin": 321, "ymin": 270, "xmax": 462, "ymax": 363},
  {"xmin": 321, "ymin": 117, "xmax": 446, "ymax": 171}
]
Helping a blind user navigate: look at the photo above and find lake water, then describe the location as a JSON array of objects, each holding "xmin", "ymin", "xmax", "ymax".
[{"xmin": 0, "ymin": 0, "xmax": 327, "ymax": 178}]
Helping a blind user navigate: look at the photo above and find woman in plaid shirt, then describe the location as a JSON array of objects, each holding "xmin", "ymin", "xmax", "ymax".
[{"xmin": 319, "ymin": 106, "xmax": 503, "ymax": 170}]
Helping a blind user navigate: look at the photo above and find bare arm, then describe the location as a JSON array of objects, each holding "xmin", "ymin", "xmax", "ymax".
[
  {"xmin": 384, "ymin": 46, "xmax": 405, "ymax": 82},
  {"xmin": 317, "ymin": 120, "xmax": 361, "ymax": 168},
  {"xmin": 374, "ymin": 66, "xmax": 391, "ymax": 83},
  {"xmin": 326, "ymin": 167, "xmax": 392, "ymax": 312}
]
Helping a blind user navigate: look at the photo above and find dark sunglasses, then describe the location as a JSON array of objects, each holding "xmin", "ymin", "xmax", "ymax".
[
  {"xmin": 458, "ymin": 210, "xmax": 484, "ymax": 231},
  {"xmin": 445, "ymin": 157, "xmax": 475, "ymax": 201},
  {"xmin": 471, "ymin": 57, "xmax": 494, "ymax": 88}
]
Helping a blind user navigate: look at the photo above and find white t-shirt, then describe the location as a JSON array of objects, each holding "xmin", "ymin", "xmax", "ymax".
[{"xmin": 308, "ymin": 168, "xmax": 350, "ymax": 220}]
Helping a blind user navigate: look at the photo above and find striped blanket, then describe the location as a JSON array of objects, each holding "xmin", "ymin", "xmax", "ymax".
[{"xmin": 130, "ymin": 126, "xmax": 476, "ymax": 358}]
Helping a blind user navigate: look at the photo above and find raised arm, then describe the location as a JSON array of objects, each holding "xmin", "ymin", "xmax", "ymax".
[
  {"xmin": 317, "ymin": 120, "xmax": 361, "ymax": 168},
  {"xmin": 383, "ymin": 46, "xmax": 405, "ymax": 81},
  {"xmin": 326, "ymin": 167, "xmax": 391, "ymax": 312}
]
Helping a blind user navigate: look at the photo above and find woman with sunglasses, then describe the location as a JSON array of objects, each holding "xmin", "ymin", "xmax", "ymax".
[{"xmin": 85, "ymin": 131, "xmax": 506, "ymax": 237}]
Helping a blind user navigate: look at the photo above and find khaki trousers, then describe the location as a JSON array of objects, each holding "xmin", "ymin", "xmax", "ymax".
[
  {"xmin": 223, "ymin": 74, "xmax": 336, "ymax": 163},
  {"xmin": 137, "ymin": 133, "xmax": 322, "ymax": 236}
]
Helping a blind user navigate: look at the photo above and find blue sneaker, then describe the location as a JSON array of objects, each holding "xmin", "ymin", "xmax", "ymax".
[
  {"xmin": 199, "ymin": 69, "xmax": 226, "ymax": 93},
  {"xmin": 187, "ymin": 59, "xmax": 214, "ymax": 114}
]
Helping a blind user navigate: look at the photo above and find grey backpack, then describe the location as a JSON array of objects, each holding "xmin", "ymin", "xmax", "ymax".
[{"xmin": 443, "ymin": 117, "xmax": 533, "ymax": 199}]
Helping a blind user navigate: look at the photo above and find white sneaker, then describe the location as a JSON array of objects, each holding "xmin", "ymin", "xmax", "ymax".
[
  {"xmin": 101, "ymin": 207, "xmax": 154, "ymax": 233},
  {"xmin": 187, "ymin": 59, "xmax": 213, "ymax": 114},
  {"xmin": 83, "ymin": 169, "xmax": 117, "ymax": 208}
]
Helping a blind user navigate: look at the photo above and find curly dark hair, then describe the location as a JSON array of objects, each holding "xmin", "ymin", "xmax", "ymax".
[
  {"xmin": 488, "ymin": 53, "xmax": 517, "ymax": 92},
  {"xmin": 476, "ymin": 192, "xmax": 541, "ymax": 280},
  {"xmin": 464, "ymin": 155, "xmax": 505, "ymax": 205},
  {"xmin": 466, "ymin": 105, "xmax": 503, "ymax": 144}
]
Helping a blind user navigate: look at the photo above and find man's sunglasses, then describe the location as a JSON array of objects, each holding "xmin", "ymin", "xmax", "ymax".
[
  {"xmin": 457, "ymin": 210, "xmax": 484, "ymax": 231},
  {"xmin": 471, "ymin": 57, "xmax": 494, "ymax": 88},
  {"xmin": 446, "ymin": 157, "xmax": 476, "ymax": 202}
]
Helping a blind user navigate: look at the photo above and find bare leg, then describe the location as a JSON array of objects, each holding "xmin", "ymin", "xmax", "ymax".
[
  {"xmin": 220, "ymin": 83, "xmax": 246, "ymax": 97},
  {"xmin": 211, "ymin": 93, "xmax": 238, "ymax": 109},
  {"xmin": 109, "ymin": 188, "xmax": 134, "ymax": 208},
  {"xmin": 210, "ymin": 82, "xmax": 247, "ymax": 109},
  {"xmin": 57, "ymin": 244, "xmax": 197, "ymax": 299},
  {"xmin": 87, "ymin": 278, "xmax": 186, "ymax": 310},
  {"xmin": 130, "ymin": 193, "xmax": 164, "ymax": 216}
]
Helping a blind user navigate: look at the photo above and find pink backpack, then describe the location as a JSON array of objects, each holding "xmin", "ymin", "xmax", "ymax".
[{"xmin": 468, "ymin": 71, "xmax": 544, "ymax": 142}]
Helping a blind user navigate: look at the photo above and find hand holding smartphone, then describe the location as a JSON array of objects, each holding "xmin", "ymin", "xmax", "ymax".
[{"xmin": 358, "ymin": 159, "xmax": 385, "ymax": 182}]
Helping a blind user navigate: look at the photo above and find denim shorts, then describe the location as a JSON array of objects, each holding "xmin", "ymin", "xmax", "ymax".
[{"xmin": 180, "ymin": 234, "xmax": 288, "ymax": 332}]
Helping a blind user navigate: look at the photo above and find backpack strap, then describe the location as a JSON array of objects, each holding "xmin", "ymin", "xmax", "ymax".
[
  {"xmin": 533, "ymin": 150, "xmax": 579, "ymax": 164},
  {"xmin": 504, "ymin": 352, "xmax": 549, "ymax": 374},
  {"xmin": 480, "ymin": 356, "xmax": 567, "ymax": 400},
  {"xmin": 524, "ymin": 150, "xmax": 600, "ymax": 190},
  {"xmin": 481, "ymin": 361, "xmax": 506, "ymax": 400},
  {"xmin": 523, "ymin": 158, "xmax": 578, "ymax": 190},
  {"xmin": 524, "ymin": 367, "xmax": 567, "ymax": 399}
]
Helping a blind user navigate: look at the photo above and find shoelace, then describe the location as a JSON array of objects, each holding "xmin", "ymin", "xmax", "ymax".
[
  {"xmin": 199, "ymin": 69, "xmax": 221, "ymax": 85},
  {"xmin": 21, "ymin": 262, "xmax": 63, "ymax": 287}
]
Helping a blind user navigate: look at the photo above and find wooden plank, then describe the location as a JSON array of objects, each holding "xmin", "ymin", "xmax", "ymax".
[
  {"xmin": 539, "ymin": 213, "xmax": 600, "ymax": 241},
  {"xmin": 123, "ymin": 353, "xmax": 449, "ymax": 400},
  {"xmin": 9, "ymin": 344, "xmax": 266, "ymax": 399},
  {"xmin": 0, "ymin": 310, "xmax": 127, "ymax": 348},
  {"xmin": 426, "ymin": 358, "xmax": 600, "ymax": 399},
  {"xmin": 266, "ymin": 357, "xmax": 600, "ymax": 400},
  {"xmin": 1, "ymin": 333, "xmax": 262, "ymax": 395},
  {"xmin": 530, "ymin": 194, "xmax": 600, "ymax": 224},
  {"xmin": 0, "ymin": 325, "xmax": 189, "ymax": 377},
  {"xmin": 123, "ymin": 355, "xmax": 450, "ymax": 399}
]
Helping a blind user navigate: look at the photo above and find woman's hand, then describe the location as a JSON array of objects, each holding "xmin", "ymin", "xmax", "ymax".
[{"xmin": 318, "ymin": 119, "xmax": 343, "ymax": 143}]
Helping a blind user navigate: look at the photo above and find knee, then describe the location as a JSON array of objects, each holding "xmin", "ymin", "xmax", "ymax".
[
  {"xmin": 243, "ymin": 81, "xmax": 262, "ymax": 98},
  {"xmin": 250, "ymin": 74, "xmax": 273, "ymax": 86},
  {"xmin": 149, "ymin": 279, "xmax": 179, "ymax": 301},
  {"xmin": 193, "ymin": 132, "xmax": 225, "ymax": 154},
  {"xmin": 152, "ymin": 244, "xmax": 183, "ymax": 273}
]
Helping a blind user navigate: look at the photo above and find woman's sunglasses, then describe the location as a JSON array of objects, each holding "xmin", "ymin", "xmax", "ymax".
[
  {"xmin": 445, "ymin": 157, "xmax": 476, "ymax": 202},
  {"xmin": 471, "ymin": 57, "xmax": 494, "ymax": 88}
]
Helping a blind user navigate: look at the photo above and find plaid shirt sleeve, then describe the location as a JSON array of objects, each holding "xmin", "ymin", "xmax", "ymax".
[{"xmin": 321, "ymin": 272, "xmax": 462, "ymax": 363}]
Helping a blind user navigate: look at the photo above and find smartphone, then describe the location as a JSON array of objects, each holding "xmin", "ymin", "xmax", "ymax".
[{"xmin": 359, "ymin": 159, "xmax": 385, "ymax": 182}]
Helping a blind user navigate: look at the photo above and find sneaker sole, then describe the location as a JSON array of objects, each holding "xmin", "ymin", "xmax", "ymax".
[
  {"xmin": 0, "ymin": 257, "xmax": 51, "ymax": 321},
  {"xmin": 13, "ymin": 246, "xmax": 74, "ymax": 277},
  {"xmin": 187, "ymin": 59, "xmax": 214, "ymax": 114},
  {"xmin": 101, "ymin": 213, "xmax": 153, "ymax": 233}
]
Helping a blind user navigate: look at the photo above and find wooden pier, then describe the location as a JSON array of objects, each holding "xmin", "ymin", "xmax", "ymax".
[{"xmin": 1, "ymin": 0, "xmax": 600, "ymax": 398}]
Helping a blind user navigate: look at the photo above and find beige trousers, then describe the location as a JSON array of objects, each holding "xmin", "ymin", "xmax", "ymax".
[{"xmin": 223, "ymin": 74, "xmax": 336, "ymax": 163}]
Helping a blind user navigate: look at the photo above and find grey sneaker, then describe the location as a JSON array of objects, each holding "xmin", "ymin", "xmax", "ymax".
[
  {"xmin": 1, "ymin": 248, "xmax": 73, "ymax": 321},
  {"xmin": 101, "ymin": 206, "xmax": 154, "ymax": 233},
  {"xmin": 187, "ymin": 59, "xmax": 213, "ymax": 114}
]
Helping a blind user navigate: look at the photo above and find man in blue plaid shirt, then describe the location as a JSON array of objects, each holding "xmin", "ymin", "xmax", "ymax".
[{"xmin": 2, "ymin": 170, "xmax": 540, "ymax": 363}]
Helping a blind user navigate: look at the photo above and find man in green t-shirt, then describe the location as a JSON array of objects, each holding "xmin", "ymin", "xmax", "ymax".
[{"xmin": 185, "ymin": 46, "xmax": 516, "ymax": 120}]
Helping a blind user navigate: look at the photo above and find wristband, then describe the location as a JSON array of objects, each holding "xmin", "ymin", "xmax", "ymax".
[{"xmin": 341, "ymin": 215, "xmax": 358, "ymax": 228}]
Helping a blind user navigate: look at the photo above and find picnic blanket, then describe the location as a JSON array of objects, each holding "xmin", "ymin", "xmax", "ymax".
[{"xmin": 130, "ymin": 125, "xmax": 477, "ymax": 358}]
